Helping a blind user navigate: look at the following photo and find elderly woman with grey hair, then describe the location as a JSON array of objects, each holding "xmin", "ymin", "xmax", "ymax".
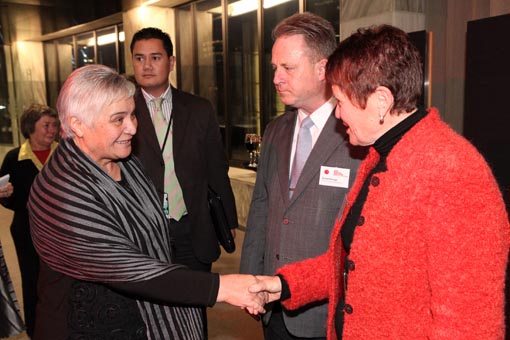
[{"xmin": 28, "ymin": 64, "xmax": 265, "ymax": 340}]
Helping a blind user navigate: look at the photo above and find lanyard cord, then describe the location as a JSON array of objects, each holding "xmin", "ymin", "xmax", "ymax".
[{"xmin": 160, "ymin": 114, "xmax": 173, "ymax": 152}]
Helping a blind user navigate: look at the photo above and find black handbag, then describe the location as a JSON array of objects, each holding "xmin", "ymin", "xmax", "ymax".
[{"xmin": 207, "ymin": 186, "xmax": 236, "ymax": 253}]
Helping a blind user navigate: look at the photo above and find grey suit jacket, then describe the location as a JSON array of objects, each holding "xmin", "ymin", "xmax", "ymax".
[{"xmin": 240, "ymin": 108, "xmax": 364, "ymax": 337}]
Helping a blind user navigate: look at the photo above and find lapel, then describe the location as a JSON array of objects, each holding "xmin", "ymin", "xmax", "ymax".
[
  {"xmin": 289, "ymin": 110, "xmax": 346, "ymax": 203},
  {"xmin": 134, "ymin": 89, "xmax": 162, "ymax": 160},
  {"xmin": 277, "ymin": 110, "xmax": 298, "ymax": 205},
  {"xmin": 170, "ymin": 87, "xmax": 191, "ymax": 159}
]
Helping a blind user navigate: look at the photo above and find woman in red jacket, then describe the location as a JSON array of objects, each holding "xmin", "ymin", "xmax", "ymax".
[{"xmin": 252, "ymin": 24, "xmax": 510, "ymax": 340}]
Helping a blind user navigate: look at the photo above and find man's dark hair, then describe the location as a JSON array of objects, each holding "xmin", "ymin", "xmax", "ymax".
[{"xmin": 130, "ymin": 27, "xmax": 173, "ymax": 56}]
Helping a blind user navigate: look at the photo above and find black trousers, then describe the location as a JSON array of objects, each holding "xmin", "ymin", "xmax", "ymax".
[
  {"xmin": 169, "ymin": 215, "xmax": 211, "ymax": 338},
  {"xmin": 263, "ymin": 303, "xmax": 326, "ymax": 340},
  {"xmin": 169, "ymin": 215, "xmax": 212, "ymax": 272}
]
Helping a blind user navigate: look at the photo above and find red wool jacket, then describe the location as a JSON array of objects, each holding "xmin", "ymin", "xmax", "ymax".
[{"xmin": 278, "ymin": 108, "xmax": 510, "ymax": 340}]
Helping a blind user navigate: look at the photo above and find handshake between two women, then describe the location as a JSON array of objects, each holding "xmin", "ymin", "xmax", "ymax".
[{"xmin": 216, "ymin": 274, "xmax": 283, "ymax": 315}]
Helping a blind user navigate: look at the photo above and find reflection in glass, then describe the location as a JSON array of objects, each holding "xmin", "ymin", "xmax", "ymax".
[
  {"xmin": 196, "ymin": 0, "xmax": 224, "ymax": 126},
  {"xmin": 171, "ymin": 0, "xmax": 339, "ymax": 165},
  {"xmin": 306, "ymin": 0, "xmax": 340, "ymax": 40},
  {"xmin": 175, "ymin": 4, "xmax": 193, "ymax": 93},
  {"xmin": 44, "ymin": 42, "xmax": 59, "ymax": 109},
  {"xmin": 76, "ymin": 32, "xmax": 95, "ymax": 67},
  {"xmin": 176, "ymin": 1, "xmax": 227, "ymax": 150},
  {"xmin": 118, "ymin": 24, "xmax": 125, "ymax": 75},
  {"xmin": 263, "ymin": 0, "xmax": 298, "ymax": 123},
  {"xmin": 228, "ymin": 0, "xmax": 259, "ymax": 162},
  {"xmin": 97, "ymin": 26, "xmax": 118, "ymax": 70},
  {"xmin": 44, "ymin": 36, "xmax": 74, "ymax": 108},
  {"xmin": 0, "ymin": 44, "xmax": 13, "ymax": 144},
  {"xmin": 42, "ymin": 25, "xmax": 125, "ymax": 113},
  {"xmin": 57, "ymin": 36, "xmax": 74, "ymax": 80}
]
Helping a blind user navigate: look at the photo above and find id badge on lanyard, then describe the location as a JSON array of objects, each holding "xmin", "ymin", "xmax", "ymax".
[{"xmin": 163, "ymin": 192, "xmax": 170, "ymax": 219}]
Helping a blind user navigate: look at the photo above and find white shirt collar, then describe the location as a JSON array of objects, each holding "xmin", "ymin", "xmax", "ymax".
[
  {"xmin": 296, "ymin": 97, "xmax": 337, "ymax": 131},
  {"xmin": 141, "ymin": 85, "xmax": 172, "ymax": 103}
]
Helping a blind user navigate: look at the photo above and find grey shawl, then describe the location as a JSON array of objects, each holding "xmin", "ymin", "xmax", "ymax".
[{"xmin": 28, "ymin": 138, "xmax": 204, "ymax": 339}]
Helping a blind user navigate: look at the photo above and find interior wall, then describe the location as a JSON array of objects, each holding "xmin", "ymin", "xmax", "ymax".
[
  {"xmin": 0, "ymin": 3, "xmax": 46, "ymax": 157},
  {"xmin": 425, "ymin": 0, "xmax": 510, "ymax": 133},
  {"xmin": 340, "ymin": 0, "xmax": 510, "ymax": 135},
  {"xmin": 4, "ymin": 4, "xmax": 46, "ymax": 111},
  {"xmin": 340, "ymin": 11, "xmax": 425, "ymax": 40}
]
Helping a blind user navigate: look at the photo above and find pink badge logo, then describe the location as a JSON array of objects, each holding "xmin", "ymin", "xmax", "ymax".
[{"xmin": 334, "ymin": 169, "xmax": 347, "ymax": 177}]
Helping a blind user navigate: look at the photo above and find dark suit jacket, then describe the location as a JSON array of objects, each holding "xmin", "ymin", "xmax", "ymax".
[
  {"xmin": 132, "ymin": 87, "xmax": 238, "ymax": 264},
  {"xmin": 240, "ymin": 108, "xmax": 364, "ymax": 337}
]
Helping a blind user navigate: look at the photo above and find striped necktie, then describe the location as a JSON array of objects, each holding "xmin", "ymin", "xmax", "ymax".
[
  {"xmin": 153, "ymin": 98, "xmax": 186, "ymax": 220},
  {"xmin": 289, "ymin": 116, "xmax": 314, "ymax": 198}
]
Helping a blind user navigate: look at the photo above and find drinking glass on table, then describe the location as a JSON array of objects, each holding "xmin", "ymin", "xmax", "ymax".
[{"xmin": 244, "ymin": 134, "xmax": 261, "ymax": 168}]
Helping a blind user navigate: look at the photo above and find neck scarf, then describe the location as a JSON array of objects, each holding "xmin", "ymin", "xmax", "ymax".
[{"xmin": 28, "ymin": 139, "xmax": 204, "ymax": 339}]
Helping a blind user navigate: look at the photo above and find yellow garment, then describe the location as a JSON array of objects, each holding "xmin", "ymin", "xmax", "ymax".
[{"xmin": 18, "ymin": 140, "xmax": 58, "ymax": 171}]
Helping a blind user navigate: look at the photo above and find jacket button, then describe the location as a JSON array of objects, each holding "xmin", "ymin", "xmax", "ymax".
[
  {"xmin": 276, "ymin": 254, "xmax": 280, "ymax": 260},
  {"xmin": 370, "ymin": 176, "xmax": 380, "ymax": 186},
  {"xmin": 347, "ymin": 260, "xmax": 355, "ymax": 271},
  {"xmin": 282, "ymin": 218, "xmax": 289, "ymax": 225},
  {"xmin": 357, "ymin": 215, "xmax": 365, "ymax": 226},
  {"xmin": 344, "ymin": 304, "xmax": 353, "ymax": 314}
]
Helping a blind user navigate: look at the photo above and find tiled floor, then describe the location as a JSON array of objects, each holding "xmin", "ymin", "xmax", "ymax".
[
  {"xmin": 208, "ymin": 231, "xmax": 264, "ymax": 340},
  {"xmin": 0, "ymin": 207, "xmax": 263, "ymax": 340}
]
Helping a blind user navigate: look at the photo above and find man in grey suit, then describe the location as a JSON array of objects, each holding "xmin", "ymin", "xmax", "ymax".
[{"xmin": 240, "ymin": 13, "xmax": 364, "ymax": 340}]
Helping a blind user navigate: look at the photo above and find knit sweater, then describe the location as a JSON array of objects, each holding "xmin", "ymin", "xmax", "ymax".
[{"xmin": 278, "ymin": 108, "xmax": 510, "ymax": 340}]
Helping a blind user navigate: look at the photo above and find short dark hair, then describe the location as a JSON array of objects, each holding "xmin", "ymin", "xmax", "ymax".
[
  {"xmin": 326, "ymin": 24, "xmax": 423, "ymax": 113},
  {"xmin": 20, "ymin": 103, "xmax": 58, "ymax": 139},
  {"xmin": 130, "ymin": 27, "xmax": 173, "ymax": 56},
  {"xmin": 272, "ymin": 12, "xmax": 337, "ymax": 62}
]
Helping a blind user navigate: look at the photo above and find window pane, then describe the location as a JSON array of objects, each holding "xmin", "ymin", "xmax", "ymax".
[
  {"xmin": 263, "ymin": 0, "xmax": 299, "ymax": 124},
  {"xmin": 97, "ymin": 26, "xmax": 118, "ymax": 70},
  {"xmin": 306, "ymin": 0, "xmax": 340, "ymax": 40},
  {"xmin": 0, "ymin": 45, "xmax": 13, "ymax": 144},
  {"xmin": 196, "ymin": 0, "xmax": 224, "ymax": 125},
  {"xmin": 118, "ymin": 24, "xmax": 125, "ymax": 75},
  {"xmin": 76, "ymin": 32, "xmax": 95, "ymax": 67},
  {"xmin": 228, "ymin": 0, "xmax": 259, "ymax": 163},
  {"xmin": 175, "ymin": 4, "xmax": 194, "ymax": 93},
  {"xmin": 43, "ymin": 42, "xmax": 59, "ymax": 109},
  {"xmin": 56, "ymin": 36, "xmax": 74, "ymax": 90}
]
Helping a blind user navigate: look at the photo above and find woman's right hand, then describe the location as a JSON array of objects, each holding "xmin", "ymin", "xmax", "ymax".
[
  {"xmin": 216, "ymin": 274, "xmax": 268, "ymax": 315},
  {"xmin": 0, "ymin": 183, "xmax": 13, "ymax": 198}
]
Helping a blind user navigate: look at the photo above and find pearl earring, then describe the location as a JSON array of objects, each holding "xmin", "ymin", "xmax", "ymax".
[{"xmin": 379, "ymin": 114, "xmax": 384, "ymax": 124}]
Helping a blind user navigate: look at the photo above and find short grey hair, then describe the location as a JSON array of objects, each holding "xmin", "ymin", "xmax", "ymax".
[{"xmin": 57, "ymin": 64, "xmax": 135, "ymax": 139}]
